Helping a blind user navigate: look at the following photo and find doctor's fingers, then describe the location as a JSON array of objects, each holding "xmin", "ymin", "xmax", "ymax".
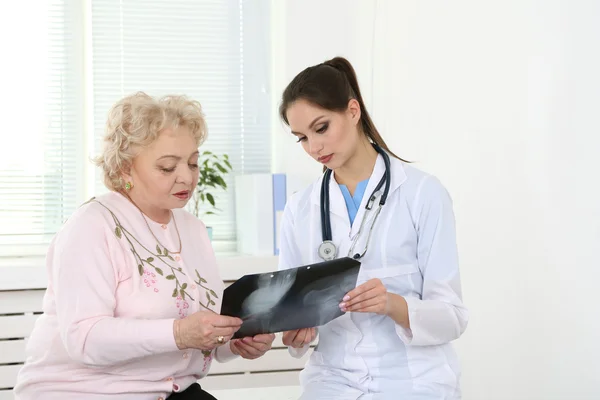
[
  {"xmin": 342, "ymin": 285, "xmax": 386, "ymax": 309},
  {"xmin": 292, "ymin": 328, "xmax": 308, "ymax": 347},
  {"xmin": 240, "ymin": 335, "xmax": 273, "ymax": 351},
  {"xmin": 282, "ymin": 330, "xmax": 299, "ymax": 346},
  {"xmin": 231, "ymin": 339, "xmax": 266, "ymax": 359},
  {"xmin": 344, "ymin": 278, "xmax": 385, "ymax": 301},
  {"xmin": 305, "ymin": 328, "xmax": 317, "ymax": 344},
  {"xmin": 251, "ymin": 333, "xmax": 276, "ymax": 344},
  {"xmin": 293, "ymin": 328, "xmax": 316, "ymax": 347},
  {"xmin": 343, "ymin": 295, "xmax": 387, "ymax": 314}
]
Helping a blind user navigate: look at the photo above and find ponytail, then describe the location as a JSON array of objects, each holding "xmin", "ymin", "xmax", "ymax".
[
  {"xmin": 279, "ymin": 56, "xmax": 408, "ymax": 163},
  {"xmin": 323, "ymin": 57, "xmax": 406, "ymax": 162}
]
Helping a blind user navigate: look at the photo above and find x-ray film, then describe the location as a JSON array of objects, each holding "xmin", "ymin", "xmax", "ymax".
[{"xmin": 220, "ymin": 257, "xmax": 361, "ymax": 338}]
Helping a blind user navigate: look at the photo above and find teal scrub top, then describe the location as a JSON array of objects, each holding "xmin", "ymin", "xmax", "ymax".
[{"xmin": 338, "ymin": 178, "xmax": 370, "ymax": 226}]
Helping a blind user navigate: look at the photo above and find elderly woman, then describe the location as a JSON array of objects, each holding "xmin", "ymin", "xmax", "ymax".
[{"xmin": 13, "ymin": 92, "xmax": 275, "ymax": 400}]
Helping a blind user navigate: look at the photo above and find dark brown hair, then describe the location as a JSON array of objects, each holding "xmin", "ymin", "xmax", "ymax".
[{"xmin": 279, "ymin": 56, "xmax": 407, "ymax": 163}]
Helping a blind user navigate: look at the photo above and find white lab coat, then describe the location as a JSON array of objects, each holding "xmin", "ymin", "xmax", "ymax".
[{"xmin": 278, "ymin": 153, "xmax": 469, "ymax": 400}]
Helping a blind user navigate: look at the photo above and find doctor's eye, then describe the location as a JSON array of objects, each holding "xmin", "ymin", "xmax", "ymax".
[{"xmin": 316, "ymin": 122, "xmax": 329, "ymax": 133}]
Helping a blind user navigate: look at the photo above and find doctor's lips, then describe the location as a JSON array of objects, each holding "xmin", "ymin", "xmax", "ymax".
[
  {"xmin": 318, "ymin": 154, "xmax": 333, "ymax": 164},
  {"xmin": 173, "ymin": 190, "xmax": 190, "ymax": 200}
]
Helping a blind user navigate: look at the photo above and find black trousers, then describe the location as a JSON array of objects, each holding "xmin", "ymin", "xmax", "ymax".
[{"xmin": 166, "ymin": 383, "xmax": 218, "ymax": 400}]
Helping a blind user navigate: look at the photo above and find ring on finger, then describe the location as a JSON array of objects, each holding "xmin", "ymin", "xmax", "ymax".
[{"xmin": 216, "ymin": 335, "xmax": 225, "ymax": 344}]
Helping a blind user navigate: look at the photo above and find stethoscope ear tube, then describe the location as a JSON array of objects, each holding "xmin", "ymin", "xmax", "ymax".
[
  {"xmin": 320, "ymin": 169, "xmax": 333, "ymax": 241},
  {"xmin": 379, "ymin": 146, "xmax": 392, "ymax": 206}
]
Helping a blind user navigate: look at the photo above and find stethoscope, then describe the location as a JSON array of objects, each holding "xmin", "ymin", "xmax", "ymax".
[{"xmin": 318, "ymin": 143, "xmax": 392, "ymax": 261}]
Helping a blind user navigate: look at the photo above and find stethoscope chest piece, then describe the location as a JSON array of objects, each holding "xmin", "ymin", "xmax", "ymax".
[{"xmin": 318, "ymin": 240, "xmax": 337, "ymax": 261}]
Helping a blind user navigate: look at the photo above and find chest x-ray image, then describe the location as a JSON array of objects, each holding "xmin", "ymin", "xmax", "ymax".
[{"xmin": 220, "ymin": 257, "xmax": 361, "ymax": 338}]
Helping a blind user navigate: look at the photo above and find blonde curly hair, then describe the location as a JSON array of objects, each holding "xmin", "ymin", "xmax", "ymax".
[{"xmin": 94, "ymin": 92, "xmax": 208, "ymax": 191}]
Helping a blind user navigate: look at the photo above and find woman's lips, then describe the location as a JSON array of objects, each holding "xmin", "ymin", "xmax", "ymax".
[
  {"xmin": 174, "ymin": 191, "xmax": 190, "ymax": 200},
  {"xmin": 318, "ymin": 154, "xmax": 333, "ymax": 164}
]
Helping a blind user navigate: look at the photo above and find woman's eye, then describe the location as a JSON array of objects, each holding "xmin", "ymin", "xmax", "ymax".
[
  {"xmin": 160, "ymin": 167, "xmax": 176, "ymax": 173},
  {"xmin": 316, "ymin": 123, "xmax": 329, "ymax": 133},
  {"xmin": 189, "ymin": 163, "xmax": 199, "ymax": 169},
  {"xmin": 296, "ymin": 136, "xmax": 306, "ymax": 143}
]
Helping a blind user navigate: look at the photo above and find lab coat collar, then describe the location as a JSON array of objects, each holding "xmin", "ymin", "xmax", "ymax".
[{"xmin": 310, "ymin": 151, "xmax": 407, "ymax": 222}]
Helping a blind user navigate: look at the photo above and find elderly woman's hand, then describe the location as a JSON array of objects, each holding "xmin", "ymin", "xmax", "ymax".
[
  {"xmin": 174, "ymin": 311, "xmax": 243, "ymax": 351},
  {"xmin": 230, "ymin": 333, "xmax": 275, "ymax": 360}
]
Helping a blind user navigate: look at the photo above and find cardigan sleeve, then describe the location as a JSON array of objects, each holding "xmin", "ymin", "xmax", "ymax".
[{"xmin": 52, "ymin": 205, "xmax": 179, "ymax": 367}]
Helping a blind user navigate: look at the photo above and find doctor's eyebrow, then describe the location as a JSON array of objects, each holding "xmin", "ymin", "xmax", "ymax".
[{"xmin": 291, "ymin": 115, "xmax": 327, "ymax": 135}]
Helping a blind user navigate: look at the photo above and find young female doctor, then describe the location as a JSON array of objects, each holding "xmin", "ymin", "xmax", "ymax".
[{"xmin": 277, "ymin": 57, "xmax": 469, "ymax": 400}]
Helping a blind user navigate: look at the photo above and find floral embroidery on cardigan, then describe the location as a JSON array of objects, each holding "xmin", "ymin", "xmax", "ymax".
[
  {"xmin": 142, "ymin": 268, "xmax": 159, "ymax": 293},
  {"xmin": 201, "ymin": 350, "xmax": 214, "ymax": 372},
  {"xmin": 88, "ymin": 198, "xmax": 219, "ymax": 312},
  {"xmin": 176, "ymin": 295, "xmax": 190, "ymax": 319}
]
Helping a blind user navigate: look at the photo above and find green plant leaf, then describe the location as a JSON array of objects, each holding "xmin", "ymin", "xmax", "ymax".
[
  {"xmin": 206, "ymin": 193, "xmax": 215, "ymax": 206},
  {"xmin": 168, "ymin": 255, "xmax": 175, "ymax": 261},
  {"xmin": 147, "ymin": 257, "xmax": 154, "ymax": 262},
  {"xmin": 200, "ymin": 277, "xmax": 207, "ymax": 283},
  {"xmin": 215, "ymin": 163, "xmax": 227, "ymax": 173},
  {"xmin": 180, "ymin": 289, "xmax": 186, "ymax": 299},
  {"xmin": 164, "ymin": 248, "xmax": 169, "ymax": 256},
  {"xmin": 214, "ymin": 176, "xmax": 227, "ymax": 188},
  {"xmin": 224, "ymin": 159, "xmax": 232, "ymax": 169},
  {"xmin": 181, "ymin": 283, "xmax": 188, "ymax": 290},
  {"xmin": 210, "ymin": 300, "xmax": 216, "ymax": 306},
  {"xmin": 155, "ymin": 268, "xmax": 163, "ymax": 276},
  {"xmin": 166, "ymin": 275, "xmax": 175, "ymax": 280},
  {"xmin": 115, "ymin": 227, "xmax": 122, "ymax": 238},
  {"xmin": 156, "ymin": 245, "xmax": 162, "ymax": 255},
  {"xmin": 209, "ymin": 289, "xmax": 217, "ymax": 298},
  {"xmin": 196, "ymin": 270, "xmax": 201, "ymax": 280},
  {"xmin": 206, "ymin": 291, "xmax": 211, "ymax": 301},
  {"xmin": 172, "ymin": 288, "xmax": 178, "ymax": 297},
  {"xmin": 138, "ymin": 264, "xmax": 144, "ymax": 276}
]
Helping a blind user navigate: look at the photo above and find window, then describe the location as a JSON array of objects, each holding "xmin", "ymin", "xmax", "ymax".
[
  {"xmin": 0, "ymin": 0, "xmax": 271, "ymax": 257},
  {"xmin": 0, "ymin": 0, "xmax": 85, "ymax": 256}
]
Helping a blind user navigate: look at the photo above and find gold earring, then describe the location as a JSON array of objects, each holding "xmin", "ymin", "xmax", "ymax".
[{"xmin": 125, "ymin": 182, "xmax": 133, "ymax": 191}]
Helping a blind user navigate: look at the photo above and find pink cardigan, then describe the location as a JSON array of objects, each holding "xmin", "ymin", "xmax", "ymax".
[{"xmin": 14, "ymin": 191, "xmax": 238, "ymax": 400}]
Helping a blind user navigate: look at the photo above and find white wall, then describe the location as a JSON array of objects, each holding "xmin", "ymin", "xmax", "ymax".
[
  {"xmin": 272, "ymin": 1, "xmax": 600, "ymax": 399},
  {"xmin": 270, "ymin": 0, "xmax": 378, "ymax": 186}
]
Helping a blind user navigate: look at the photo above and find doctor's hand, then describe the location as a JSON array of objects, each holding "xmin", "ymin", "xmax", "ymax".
[
  {"xmin": 282, "ymin": 328, "xmax": 317, "ymax": 348},
  {"xmin": 340, "ymin": 278, "xmax": 391, "ymax": 316},
  {"xmin": 230, "ymin": 333, "xmax": 275, "ymax": 360}
]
